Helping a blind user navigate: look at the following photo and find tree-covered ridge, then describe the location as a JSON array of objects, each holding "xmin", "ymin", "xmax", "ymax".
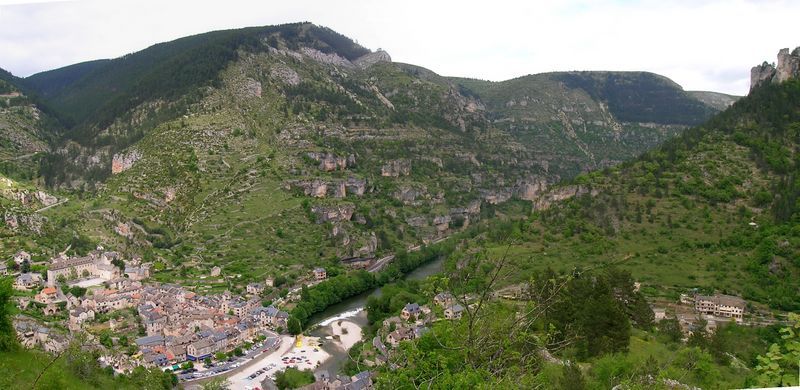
[
  {"xmin": 553, "ymin": 71, "xmax": 717, "ymax": 125},
  {"xmin": 450, "ymin": 71, "xmax": 727, "ymax": 178},
  {"xmin": 23, "ymin": 23, "xmax": 370, "ymax": 137}
]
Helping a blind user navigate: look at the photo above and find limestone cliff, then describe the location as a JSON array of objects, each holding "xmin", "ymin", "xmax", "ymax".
[{"xmin": 750, "ymin": 47, "xmax": 800, "ymax": 92}]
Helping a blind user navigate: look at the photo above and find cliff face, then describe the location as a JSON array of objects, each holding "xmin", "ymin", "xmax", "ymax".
[{"xmin": 750, "ymin": 47, "xmax": 800, "ymax": 91}]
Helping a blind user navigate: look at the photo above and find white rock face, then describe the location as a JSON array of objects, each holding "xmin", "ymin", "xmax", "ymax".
[
  {"xmin": 270, "ymin": 64, "xmax": 301, "ymax": 86},
  {"xmin": 353, "ymin": 50, "xmax": 392, "ymax": 69},
  {"xmin": 300, "ymin": 47, "xmax": 353, "ymax": 67}
]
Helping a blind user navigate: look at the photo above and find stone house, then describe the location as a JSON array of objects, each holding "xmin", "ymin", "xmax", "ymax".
[
  {"xmin": 434, "ymin": 292, "xmax": 454, "ymax": 307},
  {"xmin": 387, "ymin": 326, "xmax": 416, "ymax": 347},
  {"xmin": 14, "ymin": 273, "xmax": 42, "ymax": 290},
  {"xmin": 246, "ymin": 283, "xmax": 264, "ymax": 295},
  {"xmin": 187, "ymin": 337, "xmax": 216, "ymax": 361},
  {"xmin": 68, "ymin": 307, "xmax": 95, "ymax": 330},
  {"xmin": 35, "ymin": 286, "xmax": 58, "ymax": 304},
  {"xmin": 444, "ymin": 304, "xmax": 464, "ymax": 320},
  {"xmin": 0, "ymin": 263, "xmax": 7, "ymax": 276},
  {"xmin": 401, "ymin": 303, "xmax": 421, "ymax": 320},
  {"xmin": 313, "ymin": 267, "xmax": 327, "ymax": 280},
  {"xmin": 13, "ymin": 250, "xmax": 31, "ymax": 265}
]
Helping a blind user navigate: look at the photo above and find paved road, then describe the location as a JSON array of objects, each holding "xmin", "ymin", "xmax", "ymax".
[
  {"xmin": 180, "ymin": 332, "xmax": 281, "ymax": 386},
  {"xmin": 367, "ymin": 236, "xmax": 450, "ymax": 273},
  {"xmin": 367, "ymin": 254, "xmax": 395, "ymax": 273}
]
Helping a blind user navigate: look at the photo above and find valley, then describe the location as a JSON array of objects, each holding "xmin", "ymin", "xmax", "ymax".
[{"xmin": 0, "ymin": 20, "xmax": 798, "ymax": 390}]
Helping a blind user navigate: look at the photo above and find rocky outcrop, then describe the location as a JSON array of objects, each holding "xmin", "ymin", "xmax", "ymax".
[
  {"xmin": 381, "ymin": 159, "xmax": 411, "ymax": 177},
  {"xmin": 751, "ymin": 47, "xmax": 800, "ymax": 91},
  {"xmin": 355, "ymin": 232, "xmax": 378, "ymax": 257},
  {"xmin": 406, "ymin": 216, "xmax": 428, "ymax": 227},
  {"xmin": 433, "ymin": 215, "xmax": 451, "ymax": 232},
  {"xmin": 481, "ymin": 189, "xmax": 513, "ymax": 205},
  {"xmin": 270, "ymin": 64, "xmax": 300, "ymax": 86},
  {"xmin": 300, "ymin": 47, "xmax": 353, "ymax": 67},
  {"xmin": 3, "ymin": 211, "xmax": 44, "ymax": 234},
  {"xmin": 35, "ymin": 191, "xmax": 58, "ymax": 206},
  {"xmin": 111, "ymin": 150, "xmax": 141, "ymax": 174},
  {"xmin": 532, "ymin": 185, "xmax": 599, "ymax": 211},
  {"xmin": 344, "ymin": 177, "xmax": 367, "ymax": 196},
  {"xmin": 394, "ymin": 185, "xmax": 427, "ymax": 204},
  {"xmin": 515, "ymin": 177, "xmax": 548, "ymax": 201},
  {"xmin": 241, "ymin": 78, "xmax": 262, "ymax": 98},
  {"xmin": 311, "ymin": 204, "xmax": 355, "ymax": 223},
  {"xmin": 287, "ymin": 176, "xmax": 365, "ymax": 198},
  {"xmin": 371, "ymin": 85, "xmax": 395, "ymax": 110},
  {"xmin": 777, "ymin": 47, "xmax": 800, "ymax": 83},
  {"xmin": 354, "ymin": 50, "xmax": 391, "ymax": 69},
  {"xmin": 306, "ymin": 152, "xmax": 354, "ymax": 171}
]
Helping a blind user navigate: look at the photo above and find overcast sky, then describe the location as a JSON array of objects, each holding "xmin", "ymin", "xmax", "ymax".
[{"xmin": 1, "ymin": 0, "xmax": 798, "ymax": 95}]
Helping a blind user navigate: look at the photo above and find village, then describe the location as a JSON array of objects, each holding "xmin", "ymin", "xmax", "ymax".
[
  {"xmin": 3, "ymin": 246, "xmax": 387, "ymax": 389},
  {"xmin": 2, "ymin": 245, "xmax": 779, "ymax": 390}
]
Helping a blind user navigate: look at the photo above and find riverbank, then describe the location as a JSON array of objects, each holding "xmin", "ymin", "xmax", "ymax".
[
  {"xmin": 221, "ymin": 318, "xmax": 365, "ymax": 390},
  {"xmin": 291, "ymin": 238, "xmax": 456, "ymax": 328}
]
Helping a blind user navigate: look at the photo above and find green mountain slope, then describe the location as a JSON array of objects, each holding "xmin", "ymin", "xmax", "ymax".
[
  {"xmin": 4, "ymin": 23, "xmax": 733, "ymax": 289},
  {"xmin": 0, "ymin": 69, "xmax": 56, "ymax": 181},
  {"xmin": 489, "ymin": 76, "xmax": 800, "ymax": 310}
]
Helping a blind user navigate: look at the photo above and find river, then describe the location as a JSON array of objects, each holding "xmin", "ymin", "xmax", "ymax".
[{"xmin": 306, "ymin": 255, "xmax": 446, "ymax": 374}]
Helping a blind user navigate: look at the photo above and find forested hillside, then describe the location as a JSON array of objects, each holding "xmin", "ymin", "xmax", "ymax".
[
  {"xmin": 487, "ymin": 77, "xmax": 800, "ymax": 310},
  {"xmin": 370, "ymin": 62, "xmax": 800, "ymax": 390}
]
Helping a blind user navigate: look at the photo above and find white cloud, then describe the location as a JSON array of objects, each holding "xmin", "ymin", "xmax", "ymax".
[{"xmin": 0, "ymin": 0, "xmax": 798, "ymax": 95}]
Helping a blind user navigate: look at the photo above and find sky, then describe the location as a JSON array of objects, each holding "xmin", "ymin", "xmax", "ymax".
[{"xmin": 0, "ymin": 0, "xmax": 798, "ymax": 95}]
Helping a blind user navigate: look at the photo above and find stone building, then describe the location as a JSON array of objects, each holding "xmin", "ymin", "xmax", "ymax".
[{"xmin": 695, "ymin": 294, "xmax": 746, "ymax": 322}]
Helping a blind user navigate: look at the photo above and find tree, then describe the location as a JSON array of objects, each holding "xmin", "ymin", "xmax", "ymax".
[
  {"xmin": 203, "ymin": 357, "xmax": 212, "ymax": 367},
  {"xmin": 287, "ymin": 316, "xmax": 302, "ymax": 335},
  {"xmin": 214, "ymin": 352, "xmax": 227, "ymax": 361},
  {"xmin": 0, "ymin": 278, "xmax": 16, "ymax": 351},
  {"xmin": 21, "ymin": 260, "xmax": 31, "ymax": 274},
  {"xmin": 111, "ymin": 258, "xmax": 125, "ymax": 272},
  {"xmin": 688, "ymin": 319, "xmax": 710, "ymax": 350},
  {"xmin": 754, "ymin": 313, "xmax": 800, "ymax": 386},
  {"xmin": 657, "ymin": 318, "xmax": 683, "ymax": 343},
  {"xmin": 69, "ymin": 286, "xmax": 87, "ymax": 298},
  {"xmin": 274, "ymin": 368, "xmax": 314, "ymax": 390},
  {"xmin": 559, "ymin": 363, "xmax": 586, "ymax": 390}
]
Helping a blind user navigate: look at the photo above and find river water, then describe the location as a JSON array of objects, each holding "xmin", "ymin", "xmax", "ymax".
[{"xmin": 306, "ymin": 255, "xmax": 445, "ymax": 374}]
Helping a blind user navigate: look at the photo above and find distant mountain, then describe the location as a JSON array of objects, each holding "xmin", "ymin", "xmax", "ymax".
[{"xmin": 451, "ymin": 71, "xmax": 737, "ymax": 177}]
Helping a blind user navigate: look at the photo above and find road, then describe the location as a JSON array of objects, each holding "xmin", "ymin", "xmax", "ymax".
[
  {"xmin": 366, "ymin": 254, "xmax": 394, "ymax": 273},
  {"xmin": 34, "ymin": 198, "xmax": 69, "ymax": 213},
  {"xmin": 180, "ymin": 332, "xmax": 282, "ymax": 386}
]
